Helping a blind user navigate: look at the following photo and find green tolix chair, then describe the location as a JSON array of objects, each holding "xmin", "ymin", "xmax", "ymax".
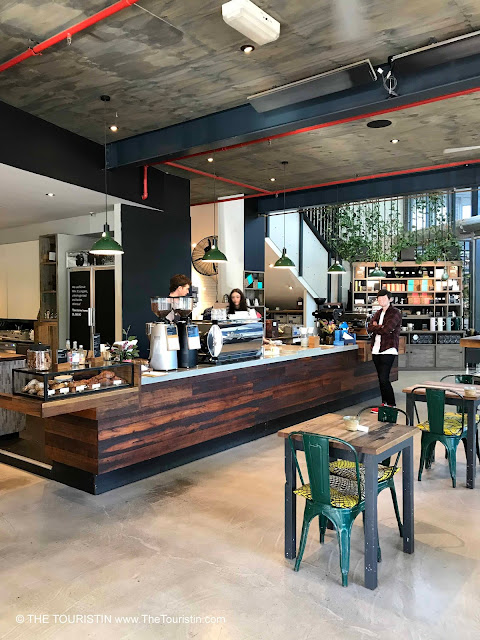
[
  {"xmin": 413, "ymin": 386, "xmax": 467, "ymax": 488},
  {"xmin": 288, "ymin": 432, "xmax": 380, "ymax": 587},
  {"xmin": 439, "ymin": 374, "xmax": 480, "ymax": 463},
  {"xmin": 329, "ymin": 405, "xmax": 408, "ymax": 538}
]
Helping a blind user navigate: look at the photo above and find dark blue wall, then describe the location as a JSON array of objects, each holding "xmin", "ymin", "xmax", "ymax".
[
  {"xmin": 121, "ymin": 190, "xmax": 191, "ymax": 358},
  {"xmin": 244, "ymin": 199, "xmax": 265, "ymax": 272}
]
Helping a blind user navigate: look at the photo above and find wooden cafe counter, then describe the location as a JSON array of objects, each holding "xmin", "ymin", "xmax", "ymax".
[{"xmin": 0, "ymin": 344, "xmax": 395, "ymax": 493}]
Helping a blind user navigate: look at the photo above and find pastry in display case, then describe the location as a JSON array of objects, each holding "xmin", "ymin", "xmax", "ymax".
[{"xmin": 12, "ymin": 363, "xmax": 134, "ymax": 401}]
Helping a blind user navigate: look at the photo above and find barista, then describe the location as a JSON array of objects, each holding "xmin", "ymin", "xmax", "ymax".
[
  {"xmin": 170, "ymin": 274, "xmax": 191, "ymax": 297},
  {"xmin": 167, "ymin": 274, "xmax": 192, "ymax": 321},
  {"xmin": 228, "ymin": 288, "xmax": 260, "ymax": 319}
]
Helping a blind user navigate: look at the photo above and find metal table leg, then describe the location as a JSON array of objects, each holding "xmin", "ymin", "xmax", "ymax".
[
  {"xmin": 402, "ymin": 439, "xmax": 414, "ymax": 554},
  {"xmin": 364, "ymin": 455, "xmax": 378, "ymax": 590},
  {"xmin": 466, "ymin": 401, "xmax": 477, "ymax": 489},
  {"xmin": 284, "ymin": 439, "xmax": 297, "ymax": 558}
]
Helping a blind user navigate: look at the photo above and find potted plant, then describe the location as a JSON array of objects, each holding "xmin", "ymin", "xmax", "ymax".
[{"xmin": 319, "ymin": 319, "xmax": 337, "ymax": 345}]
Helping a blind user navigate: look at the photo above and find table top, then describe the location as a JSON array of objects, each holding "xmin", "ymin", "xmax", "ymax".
[
  {"xmin": 277, "ymin": 412, "xmax": 418, "ymax": 456},
  {"xmin": 402, "ymin": 380, "xmax": 480, "ymax": 400}
]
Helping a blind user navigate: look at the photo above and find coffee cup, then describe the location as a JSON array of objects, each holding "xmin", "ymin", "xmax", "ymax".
[{"xmin": 343, "ymin": 416, "xmax": 359, "ymax": 431}]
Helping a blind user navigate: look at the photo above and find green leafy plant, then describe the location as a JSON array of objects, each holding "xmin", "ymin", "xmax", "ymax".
[{"xmin": 109, "ymin": 326, "xmax": 140, "ymax": 362}]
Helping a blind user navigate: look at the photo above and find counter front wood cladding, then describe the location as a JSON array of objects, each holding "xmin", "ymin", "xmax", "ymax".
[{"xmin": 39, "ymin": 349, "xmax": 393, "ymax": 490}]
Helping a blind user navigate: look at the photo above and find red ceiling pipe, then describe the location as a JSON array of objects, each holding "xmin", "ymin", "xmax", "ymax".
[
  {"xmin": 0, "ymin": 0, "xmax": 140, "ymax": 74},
  {"xmin": 164, "ymin": 161, "xmax": 274, "ymax": 194},
  {"xmin": 142, "ymin": 165, "xmax": 149, "ymax": 200},
  {"xmin": 191, "ymin": 157, "xmax": 480, "ymax": 206}
]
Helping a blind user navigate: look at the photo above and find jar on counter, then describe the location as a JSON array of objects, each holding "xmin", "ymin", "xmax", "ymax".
[{"xmin": 26, "ymin": 344, "xmax": 52, "ymax": 371}]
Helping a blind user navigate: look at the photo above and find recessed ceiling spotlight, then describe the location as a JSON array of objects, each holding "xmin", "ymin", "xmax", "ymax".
[
  {"xmin": 110, "ymin": 124, "xmax": 118, "ymax": 132},
  {"xmin": 367, "ymin": 119, "xmax": 392, "ymax": 129},
  {"xmin": 207, "ymin": 157, "xmax": 214, "ymax": 163},
  {"xmin": 288, "ymin": 286, "xmax": 293, "ymax": 290},
  {"xmin": 46, "ymin": 192, "xmax": 55, "ymax": 197},
  {"xmin": 390, "ymin": 138, "xmax": 399, "ymax": 144},
  {"xmin": 240, "ymin": 44, "xmax": 255, "ymax": 54},
  {"xmin": 270, "ymin": 177, "xmax": 276, "ymax": 182}
]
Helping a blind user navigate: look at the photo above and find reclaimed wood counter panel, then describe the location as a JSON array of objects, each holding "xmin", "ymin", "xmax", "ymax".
[{"xmin": 43, "ymin": 349, "xmax": 395, "ymax": 476}]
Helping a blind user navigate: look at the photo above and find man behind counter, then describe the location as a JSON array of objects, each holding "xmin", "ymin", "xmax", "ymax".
[{"xmin": 169, "ymin": 274, "xmax": 191, "ymax": 297}]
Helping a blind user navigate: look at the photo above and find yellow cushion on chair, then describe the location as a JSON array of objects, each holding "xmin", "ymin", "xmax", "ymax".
[
  {"xmin": 329, "ymin": 459, "xmax": 398, "ymax": 483},
  {"xmin": 417, "ymin": 413, "xmax": 465, "ymax": 437},
  {"xmin": 294, "ymin": 475, "xmax": 364, "ymax": 509}
]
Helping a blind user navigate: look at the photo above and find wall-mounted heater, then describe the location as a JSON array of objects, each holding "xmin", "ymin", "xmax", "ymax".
[{"xmin": 247, "ymin": 59, "xmax": 377, "ymax": 113}]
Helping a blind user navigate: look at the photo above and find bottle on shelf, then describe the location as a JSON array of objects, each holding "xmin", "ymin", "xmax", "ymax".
[
  {"xmin": 78, "ymin": 345, "xmax": 86, "ymax": 366},
  {"xmin": 71, "ymin": 341, "xmax": 80, "ymax": 368},
  {"xmin": 66, "ymin": 339, "xmax": 72, "ymax": 365}
]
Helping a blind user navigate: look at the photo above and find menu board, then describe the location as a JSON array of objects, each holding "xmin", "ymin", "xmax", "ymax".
[{"xmin": 69, "ymin": 271, "xmax": 91, "ymax": 348}]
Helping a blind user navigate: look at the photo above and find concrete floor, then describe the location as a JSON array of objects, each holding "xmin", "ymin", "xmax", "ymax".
[{"xmin": 0, "ymin": 371, "xmax": 479, "ymax": 640}]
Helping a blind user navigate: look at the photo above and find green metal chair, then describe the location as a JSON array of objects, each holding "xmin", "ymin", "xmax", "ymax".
[
  {"xmin": 288, "ymin": 432, "xmax": 379, "ymax": 587},
  {"xmin": 329, "ymin": 405, "xmax": 408, "ymax": 538},
  {"xmin": 413, "ymin": 386, "xmax": 466, "ymax": 488},
  {"xmin": 439, "ymin": 374, "xmax": 480, "ymax": 463}
]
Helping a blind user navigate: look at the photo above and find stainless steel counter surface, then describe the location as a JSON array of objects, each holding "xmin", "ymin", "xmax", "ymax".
[{"xmin": 141, "ymin": 344, "xmax": 358, "ymax": 385}]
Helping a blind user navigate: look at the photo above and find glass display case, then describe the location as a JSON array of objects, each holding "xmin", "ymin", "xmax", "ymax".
[{"xmin": 12, "ymin": 363, "xmax": 134, "ymax": 401}]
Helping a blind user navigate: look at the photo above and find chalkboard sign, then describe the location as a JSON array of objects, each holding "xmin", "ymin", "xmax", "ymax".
[
  {"xmin": 69, "ymin": 270, "xmax": 91, "ymax": 348},
  {"xmin": 93, "ymin": 333, "xmax": 101, "ymax": 358}
]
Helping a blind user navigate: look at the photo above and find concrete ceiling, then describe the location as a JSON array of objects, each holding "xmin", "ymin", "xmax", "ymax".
[
  {"xmin": 164, "ymin": 91, "xmax": 480, "ymax": 203},
  {"xmin": 1, "ymin": 0, "xmax": 480, "ymax": 145},
  {"xmin": 0, "ymin": 163, "xmax": 152, "ymax": 229}
]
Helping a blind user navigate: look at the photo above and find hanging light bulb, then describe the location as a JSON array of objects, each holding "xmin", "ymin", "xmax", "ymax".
[
  {"xmin": 203, "ymin": 165, "xmax": 227, "ymax": 262},
  {"xmin": 274, "ymin": 161, "xmax": 295, "ymax": 269},
  {"xmin": 90, "ymin": 95, "xmax": 124, "ymax": 256}
]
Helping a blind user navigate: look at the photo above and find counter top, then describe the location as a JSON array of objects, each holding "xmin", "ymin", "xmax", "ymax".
[
  {"xmin": 141, "ymin": 344, "xmax": 358, "ymax": 385},
  {"xmin": 0, "ymin": 353, "xmax": 26, "ymax": 362},
  {"xmin": 460, "ymin": 336, "xmax": 480, "ymax": 349}
]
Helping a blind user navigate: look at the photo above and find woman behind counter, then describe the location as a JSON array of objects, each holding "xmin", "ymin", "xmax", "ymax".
[{"xmin": 228, "ymin": 289, "xmax": 260, "ymax": 319}]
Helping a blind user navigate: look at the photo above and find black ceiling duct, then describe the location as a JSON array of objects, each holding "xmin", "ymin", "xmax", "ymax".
[
  {"xmin": 390, "ymin": 30, "xmax": 480, "ymax": 74},
  {"xmin": 247, "ymin": 59, "xmax": 377, "ymax": 113}
]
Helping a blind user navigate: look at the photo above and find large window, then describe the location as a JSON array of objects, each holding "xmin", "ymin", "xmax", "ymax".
[{"xmin": 455, "ymin": 190, "xmax": 472, "ymax": 220}]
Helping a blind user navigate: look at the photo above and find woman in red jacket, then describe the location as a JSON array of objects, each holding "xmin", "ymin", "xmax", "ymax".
[{"xmin": 367, "ymin": 288, "xmax": 402, "ymax": 408}]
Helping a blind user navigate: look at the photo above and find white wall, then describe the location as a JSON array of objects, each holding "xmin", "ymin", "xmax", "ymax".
[
  {"xmin": 302, "ymin": 223, "xmax": 328, "ymax": 300},
  {"xmin": 217, "ymin": 195, "xmax": 244, "ymax": 300},
  {"xmin": 190, "ymin": 203, "xmax": 217, "ymax": 319}
]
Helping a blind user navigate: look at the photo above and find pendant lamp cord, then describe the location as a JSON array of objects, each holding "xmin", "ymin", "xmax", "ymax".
[
  {"xmin": 103, "ymin": 98, "xmax": 108, "ymax": 229},
  {"xmin": 213, "ymin": 167, "xmax": 216, "ymax": 242}
]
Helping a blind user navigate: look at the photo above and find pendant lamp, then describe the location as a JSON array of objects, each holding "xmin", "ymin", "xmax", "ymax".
[
  {"xmin": 370, "ymin": 263, "xmax": 386, "ymax": 278},
  {"xmin": 274, "ymin": 161, "xmax": 295, "ymax": 269},
  {"xmin": 203, "ymin": 166, "xmax": 227, "ymax": 263},
  {"xmin": 90, "ymin": 95, "xmax": 124, "ymax": 256},
  {"xmin": 328, "ymin": 261, "xmax": 346, "ymax": 274}
]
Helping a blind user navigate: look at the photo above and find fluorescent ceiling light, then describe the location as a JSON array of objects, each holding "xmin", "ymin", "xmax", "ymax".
[
  {"xmin": 222, "ymin": 0, "xmax": 280, "ymax": 46},
  {"xmin": 444, "ymin": 145, "xmax": 480, "ymax": 154}
]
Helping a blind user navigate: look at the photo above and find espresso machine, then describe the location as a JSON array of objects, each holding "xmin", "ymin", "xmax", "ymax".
[
  {"xmin": 146, "ymin": 297, "xmax": 179, "ymax": 371},
  {"xmin": 171, "ymin": 296, "xmax": 200, "ymax": 368}
]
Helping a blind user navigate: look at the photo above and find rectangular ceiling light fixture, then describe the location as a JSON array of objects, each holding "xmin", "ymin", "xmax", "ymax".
[
  {"xmin": 248, "ymin": 59, "xmax": 377, "ymax": 113},
  {"xmin": 390, "ymin": 30, "xmax": 480, "ymax": 74},
  {"xmin": 222, "ymin": 0, "xmax": 280, "ymax": 46}
]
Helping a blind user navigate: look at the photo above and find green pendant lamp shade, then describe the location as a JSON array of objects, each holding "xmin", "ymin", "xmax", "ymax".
[
  {"xmin": 370, "ymin": 263, "xmax": 386, "ymax": 278},
  {"xmin": 328, "ymin": 261, "xmax": 347, "ymax": 274},
  {"xmin": 274, "ymin": 247, "xmax": 295, "ymax": 268},
  {"xmin": 274, "ymin": 161, "xmax": 295, "ymax": 269},
  {"xmin": 90, "ymin": 224, "xmax": 124, "ymax": 255},
  {"xmin": 203, "ymin": 239, "xmax": 227, "ymax": 263},
  {"xmin": 90, "ymin": 95, "xmax": 124, "ymax": 257},
  {"xmin": 441, "ymin": 268, "xmax": 449, "ymax": 281}
]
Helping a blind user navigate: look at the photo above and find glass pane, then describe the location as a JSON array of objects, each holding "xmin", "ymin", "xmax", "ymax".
[{"xmin": 455, "ymin": 190, "xmax": 472, "ymax": 220}]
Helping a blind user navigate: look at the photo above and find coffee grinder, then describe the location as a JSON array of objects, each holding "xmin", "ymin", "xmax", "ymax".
[
  {"xmin": 146, "ymin": 297, "xmax": 179, "ymax": 371},
  {"xmin": 171, "ymin": 296, "xmax": 200, "ymax": 368}
]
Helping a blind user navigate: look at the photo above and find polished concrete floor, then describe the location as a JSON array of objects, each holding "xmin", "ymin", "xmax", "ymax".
[{"xmin": 1, "ymin": 371, "xmax": 480, "ymax": 640}]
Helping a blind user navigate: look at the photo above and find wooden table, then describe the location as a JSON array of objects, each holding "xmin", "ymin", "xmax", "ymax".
[
  {"xmin": 403, "ymin": 381, "xmax": 480, "ymax": 489},
  {"xmin": 278, "ymin": 413, "xmax": 418, "ymax": 590}
]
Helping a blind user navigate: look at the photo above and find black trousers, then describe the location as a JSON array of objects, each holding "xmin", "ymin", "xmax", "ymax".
[{"xmin": 372, "ymin": 354, "xmax": 396, "ymax": 406}]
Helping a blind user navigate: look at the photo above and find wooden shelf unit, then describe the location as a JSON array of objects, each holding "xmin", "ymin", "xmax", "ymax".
[
  {"xmin": 352, "ymin": 261, "xmax": 463, "ymax": 331},
  {"xmin": 244, "ymin": 270, "xmax": 266, "ymax": 321}
]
